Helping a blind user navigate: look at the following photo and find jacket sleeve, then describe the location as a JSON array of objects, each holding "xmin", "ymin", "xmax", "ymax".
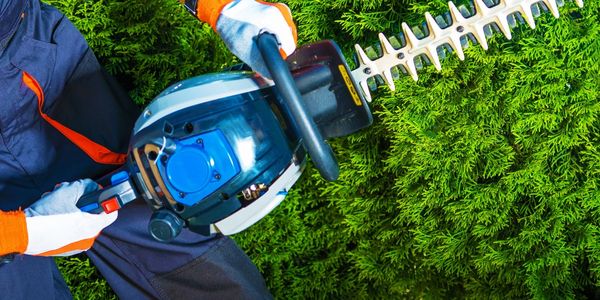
[{"xmin": 0, "ymin": 211, "xmax": 28, "ymax": 256}]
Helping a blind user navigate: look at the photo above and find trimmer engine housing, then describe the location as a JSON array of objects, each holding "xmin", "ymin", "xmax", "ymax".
[{"xmin": 77, "ymin": 38, "xmax": 372, "ymax": 242}]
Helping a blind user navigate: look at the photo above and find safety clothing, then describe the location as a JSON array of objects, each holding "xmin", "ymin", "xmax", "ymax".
[
  {"xmin": 0, "ymin": 0, "xmax": 271, "ymax": 298},
  {"xmin": 23, "ymin": 180, "xmax": 117, "ymax": 256},
  {"xmin": 192, "ymin": 0, "xmax": 297, "ymax": 77}
]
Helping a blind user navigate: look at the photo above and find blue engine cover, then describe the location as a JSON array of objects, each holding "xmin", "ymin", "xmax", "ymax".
[
  {"xmin": 129, "ymin": 72, "xmax": 301, "ymax": 233},
  {"xmin": 159, "ymin": 130, "xmax": 241, "ymax": 206}
]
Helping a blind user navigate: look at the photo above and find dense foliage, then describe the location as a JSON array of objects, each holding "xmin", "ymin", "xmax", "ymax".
[{"xmin": 47, "ymin": 0, "xmax": 600, "ymax": 298}]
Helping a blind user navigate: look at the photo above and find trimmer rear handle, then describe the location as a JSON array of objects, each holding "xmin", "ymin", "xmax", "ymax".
[{"xmin": 257, "ymin": 33, "xmax": 339, "ymax": 181}]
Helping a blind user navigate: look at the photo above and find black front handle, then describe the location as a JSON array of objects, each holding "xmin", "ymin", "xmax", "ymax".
[{"xmin": 257, "ymin": 33, "xmax": 339, "ymax": 181}]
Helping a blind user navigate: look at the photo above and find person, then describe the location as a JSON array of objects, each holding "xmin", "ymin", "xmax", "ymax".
[{"xmin": 0, "ymin": 0, "xmax": 296, "ymax": 298}]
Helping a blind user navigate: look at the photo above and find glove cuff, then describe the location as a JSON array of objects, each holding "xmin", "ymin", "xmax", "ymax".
[
  {"xmin": 0, "ymin": 211, "xmax": 28, "ymax": 256},
  {"xmin": 184, "ymin": 0, "xmax": 234, "ymax": 30}
]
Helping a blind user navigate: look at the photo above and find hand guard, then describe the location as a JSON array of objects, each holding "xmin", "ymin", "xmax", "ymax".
[
  {"xmin": 188, "ymin": 0, "xmax": 297, "ymax": 78},
  {"xmin": 23, "ymin": 179, "xmax": 117, "ymax": 256}
]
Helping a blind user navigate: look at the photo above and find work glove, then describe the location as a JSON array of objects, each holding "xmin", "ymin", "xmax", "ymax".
[
  {"xmin": 190, "ymin": 0, "xmax": 297, "ymax": 78},
  {"xmin": 7, "ymin": 179, "xmax": 117, "ymax": 257}
]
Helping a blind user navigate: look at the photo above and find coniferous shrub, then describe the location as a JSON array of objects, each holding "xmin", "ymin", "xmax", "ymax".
[{"xmin": 45, "ymin": 0, "xmax": 600, "ymax": 298}]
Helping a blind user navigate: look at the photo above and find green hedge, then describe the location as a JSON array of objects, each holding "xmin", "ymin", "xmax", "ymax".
[{"xmin": 48, "ymin": 0, "xmax": 600, "ymax": 298}]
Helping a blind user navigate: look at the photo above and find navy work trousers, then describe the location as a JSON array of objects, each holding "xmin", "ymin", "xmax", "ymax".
[
  {"xmin": 0, "ymin": 0, "xmax": 270, "ymax": 298},
  {"xmin": 1, "ymin": 201, "xmax": 270, "ymax": 299}
]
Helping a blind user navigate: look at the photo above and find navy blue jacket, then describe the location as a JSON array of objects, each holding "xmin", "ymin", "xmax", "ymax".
[
  {"xmin": 0, "ymin": 0, "xmax": 139, "ymax": 210},
  {"xmin": 0, "ymin": 4, "xmax": 273, "ymax": 299}
]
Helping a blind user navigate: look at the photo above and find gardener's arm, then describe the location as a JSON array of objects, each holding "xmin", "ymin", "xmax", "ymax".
[
  {"xmin": 0, "ymin": 180, "xmax": 117, "ymax": 257},
  {"xmin": 182, "ymin": 0, "xmax": 297, "ymax": 77}
]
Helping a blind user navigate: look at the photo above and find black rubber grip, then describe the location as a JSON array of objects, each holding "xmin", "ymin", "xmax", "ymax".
[
  {"xmin": 76, "ymin": 176, "xmax": 140, "ymax": 214},
  {"xmin": 257, "ymin": 33, "xmax": 339, "ymax": 181},
  {"xmin": 76, "ymin": 188, "xmax": 106, "ymax": 214}
]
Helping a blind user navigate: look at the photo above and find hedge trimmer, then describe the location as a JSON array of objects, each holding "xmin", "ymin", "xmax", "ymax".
[{"xmin": 77, "ymin": 0, "xmax": 582, "ymax": 242}]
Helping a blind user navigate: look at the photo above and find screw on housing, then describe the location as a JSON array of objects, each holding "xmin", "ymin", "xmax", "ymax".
[{"xmin": 351, "ymin": 0, "xmax": 585, "ymax": 102}]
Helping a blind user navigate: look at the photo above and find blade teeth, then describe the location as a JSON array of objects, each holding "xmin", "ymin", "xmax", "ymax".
[
  {"xmin": 354, "ymin": 44, "xmax": 372, "ymax": 65},
  {"xmin": 382, "ymin": 69, "xmax": 396, "ymax": 91},
  {"xmin": 495, "ymin": 15, "xmax": 513, "ymax": 39},
  {"xmin": 474, "ymin": 0, "xmax": 491, "ymax": 16},
  {"xmin": 448, "ymin": 1, "xmax": 465, "ymax": 22},
  {"xmin": 448, "ymin": 1, "xmax": 468, "ymax": 59},
  {"xmin": 518, "ymin": 3, "xmax": 537, "ymax": 29},
  {"xmin": 541, "ymin": 0, "xmax": 560, "ymax": 18},
  {"xmin": 359, "ymin": 81, "xmax": 372, "ymax": 102},
  {"xmin": 468, "ymin": 0, "xmax": 492, "ymax": 51},
  {"xmin": 404, "ymin": 58, "xmax": 419, "ymax": 81},
  {"xmin": 351, "ymin": 0, "xmax": 585, "ymax": 101},
  {"xmin": 423, "ymin": 13, "xmax": 446, "ymax": 69},
  {"xmin": 448, "ymin": 36, "xmax": 466, "ymax": 60},
  {"xmin": 426, "ymin": 47, "xmax": 442, "ymax": 71},
  {"xmin": 472, "ymin": 26, "xmax": 489, "ymax": 50},
  {"xmin": 378, "ymin": 33, "xmax": 396, "ymax": 55},
  {"xmin": 425, "ymin": 12, "xmax": 443, "ymax": 37},
  {"xmin": 402, "ymin": 22, "xmax": 421, "ymax": 48}
]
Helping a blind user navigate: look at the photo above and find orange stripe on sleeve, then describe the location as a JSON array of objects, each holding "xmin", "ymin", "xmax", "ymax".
[
  {"xmin": 21, "ymin": 72, "xmax": 127, "ymax": 166},
  {"xmin": 0, "ymin": 211, "xmax": 28, "ymax": 256}
]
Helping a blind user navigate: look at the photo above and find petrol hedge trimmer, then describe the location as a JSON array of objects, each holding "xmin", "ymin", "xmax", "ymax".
[{"xmin": 77, "ymin": 0, "xmax": 584, "ymax": 242}]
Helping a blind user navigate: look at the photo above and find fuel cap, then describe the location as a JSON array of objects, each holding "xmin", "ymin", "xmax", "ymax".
[{"xmin": 166, "ymin": 146, "xmax": 211, "ymax": 193}]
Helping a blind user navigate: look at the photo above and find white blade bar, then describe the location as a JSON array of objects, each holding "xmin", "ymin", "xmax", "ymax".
[{"xmin": 351, "ymin": 0, "xmax": 585, "ymax": 102}]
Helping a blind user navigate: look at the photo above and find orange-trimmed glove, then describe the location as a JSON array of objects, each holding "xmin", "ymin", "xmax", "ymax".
[
  {"xmin": 0, "ymin": 179, "xmax": 117, "ymax": 257},
  {"xmin": 185, "ymin": 0, "xmax": 297, "ymax": 78}
]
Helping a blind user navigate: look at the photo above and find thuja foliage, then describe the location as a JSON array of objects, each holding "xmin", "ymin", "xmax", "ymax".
[
  {"xmin": 46, "ymin": 0, "xmax": 600, "ymax": 298},
  {"xmin": 238, "ymin": 1, "xmax": 600, "ymax": 299},
  {"xmin": 55, "ymin": 256, "xmax": 116, "ymax": 300}
]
